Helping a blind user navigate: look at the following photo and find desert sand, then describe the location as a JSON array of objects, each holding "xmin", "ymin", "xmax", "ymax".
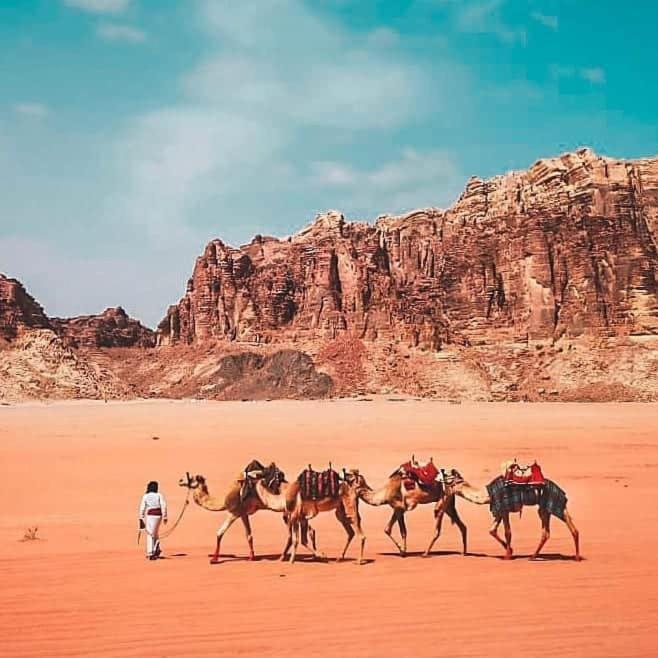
[{"xmin": 1, "ymin": 399, "xmax": 657, "ymax": 657}]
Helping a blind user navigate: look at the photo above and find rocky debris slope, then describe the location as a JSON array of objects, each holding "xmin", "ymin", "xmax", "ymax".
[
  {"xmin": 158, "ymin": 149, "xmax": 658, "ymax": 350},
  {"xmin": 0, "ymin": 329, "xmax": 129, "ymax": 401},
  {"xmin": 0, "ymin": 274, "xmax": 51, "ymax": 341},
  {"xmin": 51, "ymin": 307, "xmax": 155, "ymax": 349}
]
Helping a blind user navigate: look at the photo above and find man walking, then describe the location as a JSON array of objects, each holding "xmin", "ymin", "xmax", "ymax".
[{"xmin": 139, "ymin": 481, "xmax": 168, "ymax": 560}]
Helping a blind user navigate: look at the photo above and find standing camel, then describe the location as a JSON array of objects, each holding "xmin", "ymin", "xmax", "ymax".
[
  {"xmin": 283, "ymin": 468, "xmax": 369, "ymax": 564},
  {"xmin": 179, "ymin": 462, "xmax": 319, "ymax": 564},
  {"xmin": 357, "ymin": 464, "xmax": 467, "ymax": 557},
  {"xmin": 446, "ymin": 470, "xmax": 581, "ymax": 560}
]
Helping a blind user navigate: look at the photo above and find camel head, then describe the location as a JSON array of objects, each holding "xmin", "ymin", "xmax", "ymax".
[
  {"xmin": 178, "ymin": 472, "xmax": 206, "ymax": 490},
  {"xmin": 342, "ymin": 468, "xmax": 371, "ymax": 495},
  {"xmin": 239, "ymin": 460, "xmax": 287, "ymax": 501}
]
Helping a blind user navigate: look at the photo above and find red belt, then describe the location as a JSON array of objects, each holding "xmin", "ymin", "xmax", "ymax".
[{"xmin": 146, "ymin": 508, "xmax": 162, "ymax": 516}]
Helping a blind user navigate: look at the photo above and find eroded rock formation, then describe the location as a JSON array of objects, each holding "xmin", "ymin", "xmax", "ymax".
[
  {"xmin": 0, "ymin": 274, "xmax": 51, "ymax": 341},
  {"xmin": 51, "ymin": 307, "xmax": 155, "ymax": 349},
  {"xmin": 158, "ymin": 149, "xmax": 658, "ymax": 350}
]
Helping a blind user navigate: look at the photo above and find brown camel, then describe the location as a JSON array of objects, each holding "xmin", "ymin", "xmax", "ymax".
[
  {"xmin": 179, "ymin": 462, "xmax": 319, "ymax": 564},
  {"xmin": 446, "ymin": 471, "xmax": 581, "ymax": 561},
  {"xmin": 283, "ymin": 468, "xmax": 368, "ymax": 564},
  {"xmin": 357, "ymin": 465, "xmax": 467, "ymax": 557}
]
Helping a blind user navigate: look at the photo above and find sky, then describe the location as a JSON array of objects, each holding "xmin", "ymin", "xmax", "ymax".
[{"xmin": 1, "ymin": 0, "xmax": 657, "ymax": 327}]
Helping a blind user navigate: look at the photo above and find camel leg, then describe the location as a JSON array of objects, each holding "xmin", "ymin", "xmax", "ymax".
[
  {"xmin": 335, "ymin": 505, "xmax": 356, "ymax": 563},
  {"xmin": 241, "ymin": 514, "xmax": 255, "ymax": 561},
  {"xmin": 384, "ymin": 509, "xmax": 406, "ymax": 556},
  {"xmin": 353, "ymin": 510, "xmax": 367, "ymax": 565},
  {"xmin": 563, "ymin": 508, "xmax": 582, "ymax": 561},
  {"xmin": 502, "ymin": 513, "xmax": 513, "ymax": 559},
  {"xmin": 424, "ymin": 499, "xmax": 445, "ymax": 557},
  {"xmin": 280, "ymin": 515, "xmax": 292, "ymax": 561},
  {"xmin": 489, "ymin": 517, "xmax": 507, "ymax": 553},
  {"xmin": 397, "ymin": 510, "xmax": 407, "ymax": 557},
  {"xmin": 288, "ymin": 517, "xmax": 301, "ymax": 564},
  {"xmin": 209, "ymin": 513, "xmax": 239, "ymax": 564},
  {"xmin": 530, "ymin": 508, "xmax": 551, "ymax": 560},
  {"xmin": 445, "ymin": 496, "xmax": 468, "ymax": 555},
  {"xmin": 300, "ymin": 521, "xmax": 325, "ymax": 560}
]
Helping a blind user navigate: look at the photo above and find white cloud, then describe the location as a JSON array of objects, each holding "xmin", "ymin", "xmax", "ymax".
[
  {"xmin": 62, "ymin": 0, "xmax": 130, "ymax": 14},
  {"xmin": 530, "ymin": 11, "xmax": 558, "ymax": 30},
  {"xmin": 114, "ymin": 107, "xmax": 282, "ymax": 241},
  {"xmin": 310, "ymin": 149, "xmax": 464, "ymax": 215},
  {"xmin": 455, "ymin": 0, "xmax": 526, "ymax": 44},
  {"xmin": 97, "ymin": 23, "xmax": 146, "ymax": 43},
  {"xmin": 13, "ymin": 102, "xmax": 49, "ymax": 119},
  {"xmin": 581, "ymin": 67, "xmax": 606, "ymax": 84},
  {"xmin": 552, "ymin": 65, "xmax": 606, "ymax": 85},
  {"xmin": 111, "ymin": 0, "xmax": 441, "ymax": 245}
]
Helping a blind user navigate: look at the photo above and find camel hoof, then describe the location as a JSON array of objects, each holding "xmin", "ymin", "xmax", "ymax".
[
  {"xmin": 421, "ymin": 551, "xmax": 430, "ymax": 558},
  {"xmin": 575, "ymin": 555, "xmax": 583, "ymax": 562},
  {"xmin": 248, "ymin": 554, "xmax": 255, "ymax": 561},
  {"xmin": 503, "ymin": 552, "xmax": 513, "ymax": 561},
  {"xmin": 209, "ymin": 558, "xmax": 221, "ymax": 565}
]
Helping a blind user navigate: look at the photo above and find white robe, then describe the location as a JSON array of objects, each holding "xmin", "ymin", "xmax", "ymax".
[{"xmin": 139, "ymin": 492, "xmax": 167, "ymax": 557}]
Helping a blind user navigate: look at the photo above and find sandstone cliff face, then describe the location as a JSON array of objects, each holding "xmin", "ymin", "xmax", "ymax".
[
  {"xmin": 0, "ymin": 274, "xmax": 51, "ymax": 341},
  {"xmin": 158, "ymin": 149, "xmax": 658, "ymax": 350},
  {"xmin": 51, "ymin": 307, "xmax": 155, "ymax": 349}
]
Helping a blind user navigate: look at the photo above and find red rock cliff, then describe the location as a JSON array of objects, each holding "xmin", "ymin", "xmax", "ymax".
[
  {"xmin": 0, "ymin": 274, "xmax": 51, "ymax": 341},
  {"xmin": 157, "ymin": 149, "xmax": 658, "ymax": 348}
]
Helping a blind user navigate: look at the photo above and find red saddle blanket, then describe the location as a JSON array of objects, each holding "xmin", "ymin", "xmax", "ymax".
[
  {"xmin": 400, "ymin": 460, "xmax": 439, "ymax": 486},
  {"xmin": 504, "ymin": 462, "xmax": 546, "ymax": 486}
]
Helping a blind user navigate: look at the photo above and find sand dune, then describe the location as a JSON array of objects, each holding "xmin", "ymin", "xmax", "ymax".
[{"xmin": 1, "ymin": 400, "xmax": 657, "ymax": 657}]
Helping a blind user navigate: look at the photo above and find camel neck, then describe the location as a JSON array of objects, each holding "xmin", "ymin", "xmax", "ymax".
[
  {"xmin": 455, "ymin": 482, "xmax": 490, "ymax": 505},
  {"xmin": 360, "ymin": 483, "xmax": 395, "ymax": 506},
  {"xmin": 192, "ymin": 485, "xmax": 226, "ymax": 511}
]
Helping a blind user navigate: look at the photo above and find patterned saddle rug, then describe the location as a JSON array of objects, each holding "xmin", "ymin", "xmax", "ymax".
[
  {"xmin": 297, "ymin": 465, "xmax": 342, "ymax": 501},
  {"xmin": 503, "ymin": 460, "xmax": 546, "ymax": 487}
]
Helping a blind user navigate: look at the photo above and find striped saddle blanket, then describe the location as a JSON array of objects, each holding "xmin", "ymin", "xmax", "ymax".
[{"xmin": 297, "ymin": 467, "xmax": 341, "ymax": 500}]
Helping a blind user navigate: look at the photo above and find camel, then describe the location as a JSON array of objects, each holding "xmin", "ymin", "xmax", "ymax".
[
  {"xmin": 179, "ymin": 462, "xmax": 320, "ymax": 564},
  {"xmin": 445, "ymin": 469, "xmax": 581, "ymax": 561},
  {"xmin": 282, "ymin": 468, "xmax": 368, "ymax": 565},
  {"xmin": 357, "ymin": 464, "xmax": 467, "ymax": 557}
]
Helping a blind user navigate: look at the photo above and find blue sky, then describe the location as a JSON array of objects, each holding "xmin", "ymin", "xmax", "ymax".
[{"xmin": 1, "ymin": 0, "xmax": 657, "ymax": 326}]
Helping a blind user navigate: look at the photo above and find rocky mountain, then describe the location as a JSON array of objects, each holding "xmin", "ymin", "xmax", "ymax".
[
  {"xmin": 3, "ymin": 148, "xmax": 658, "ymax": 402},
  {"xmin": 158, "ymin": 149, "xmax": 658, "ymax": 350},
  {"xmin": 51, "ymin": 307, "xmax": 155, "ymax": 349}
]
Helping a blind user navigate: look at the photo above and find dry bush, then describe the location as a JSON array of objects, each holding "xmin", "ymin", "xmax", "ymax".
[{"xmin": 19, "ymin": 526, "xmax": 40, "ymax": 542}]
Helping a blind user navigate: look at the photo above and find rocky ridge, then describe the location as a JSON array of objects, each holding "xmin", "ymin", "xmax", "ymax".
[
  {"xmin": 158, "ymin": 149, "xmax": 658, "ymax": 351},
  {"xmin": 51, "ymin": 307, "xmax": 155, "ymax": 349}
]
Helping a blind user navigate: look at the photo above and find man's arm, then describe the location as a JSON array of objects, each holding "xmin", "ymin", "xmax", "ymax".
[{"xmin": 160, "ymin": 494, "xmax": 168, "ymax": 522}]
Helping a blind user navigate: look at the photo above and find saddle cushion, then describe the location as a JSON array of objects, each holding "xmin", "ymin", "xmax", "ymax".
[
  {"xmin": 297, "ymin": 468, "xmax": 341, "ymax": 500},
  {"xmin": 400, "ymin": 460, "xmax": 439, "ymax": 485},
  {"xmin": 503, "ymin": 461, "xmax": 546, "ymax": 486}
]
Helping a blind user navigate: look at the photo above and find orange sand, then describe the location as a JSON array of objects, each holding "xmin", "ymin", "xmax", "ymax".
[{"xmin": 1, "ymin": 400, "xmax": 657, "ymax": 657}]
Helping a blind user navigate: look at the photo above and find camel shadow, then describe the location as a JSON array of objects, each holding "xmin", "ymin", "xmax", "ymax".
[
  {"xmin": 494, "ymin": 552, "xmax": 585, "ymax": 562},
  {"xmin": 378, "ymin": 550, "xmax": 486, "ymax": 559}
]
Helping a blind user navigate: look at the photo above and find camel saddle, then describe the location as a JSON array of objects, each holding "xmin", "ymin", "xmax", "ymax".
[
  {"xmin": 398, "ymin": 458, "xmax": 439, "ymax": 491},
  {"xmin": 297, "ymin": 465, "xmax": 341, "ymax": 501},
  {"xmin": 503, "ymin": 460, "xmax": 546, "ymax": 487}
]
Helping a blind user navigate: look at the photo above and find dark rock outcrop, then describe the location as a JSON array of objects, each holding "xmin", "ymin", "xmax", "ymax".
[
  {"xmin": 51, "ymin": 307, "xmax": 155, "ymax": 349},
  {"xmin": 209, "ymin": 349, "xmax": 333, "ymax": 400},
  {"xmin": 158, "ymin": 149, "xmax": 658, "ymax": 350}
]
